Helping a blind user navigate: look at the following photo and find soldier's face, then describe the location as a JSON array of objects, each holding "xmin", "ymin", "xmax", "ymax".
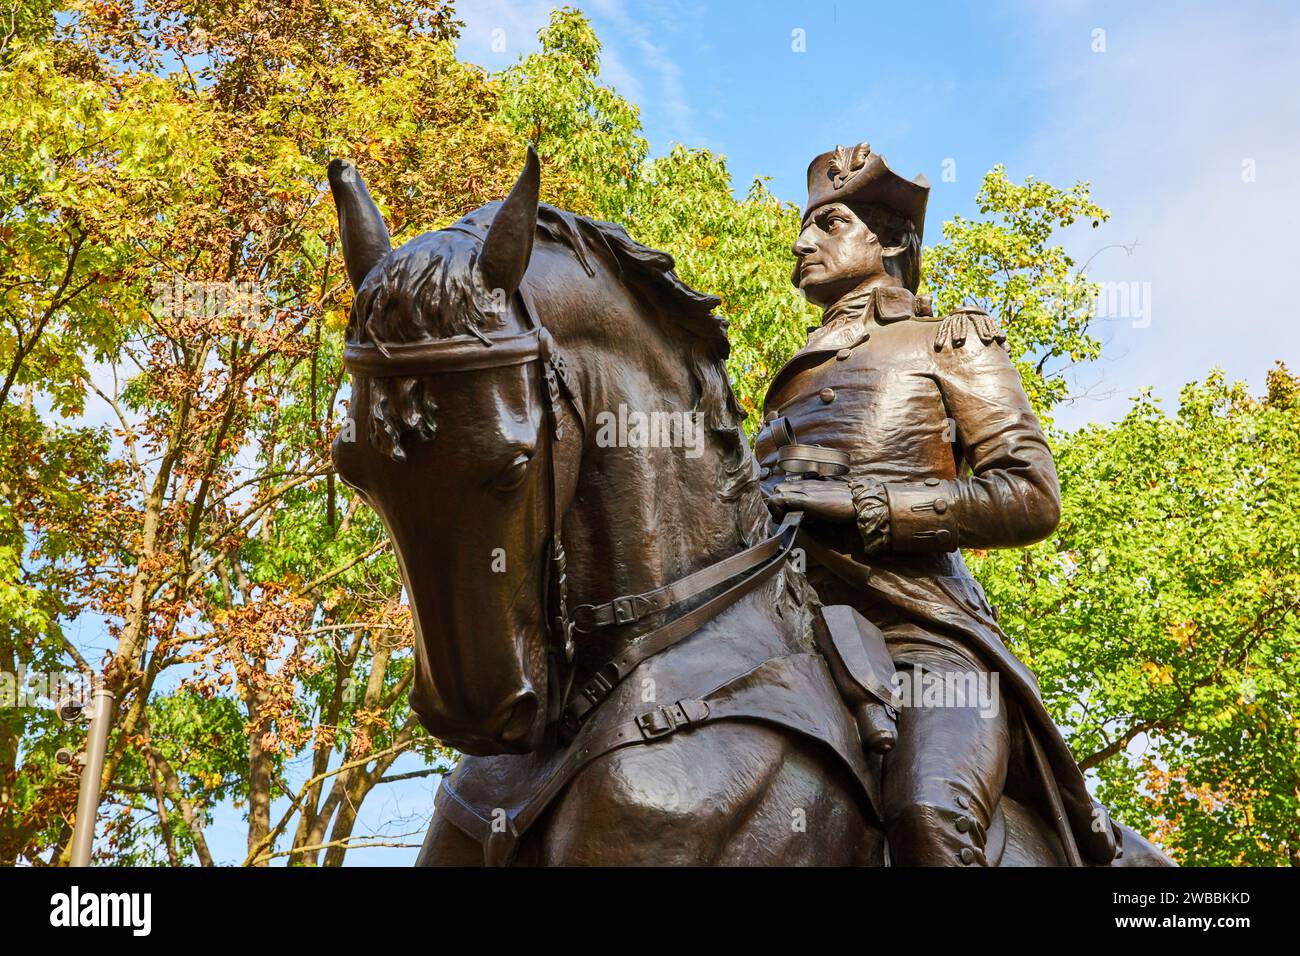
[{"xmin": 791, "ymin": 203, "xmax": 887, "ymax": 307}]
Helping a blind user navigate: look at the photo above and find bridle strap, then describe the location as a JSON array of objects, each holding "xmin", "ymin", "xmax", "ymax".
[
  {"xmin": 518, "ymin": 281, "xmax": 585, "ymax": 433},
  {"xmin": 513, "ymin": 280, "xmax": 584, "ymax": 732},
  {"xmin": 343, "ymin": 329, "xmax": 543, "ymax": 376},
  {"xmin": 572, "ymin": 516, "xmax": 801, "ymax": 632},
  {"xmin": 562, "ymin": 511, "xmax": 803, "ymax": 730}
]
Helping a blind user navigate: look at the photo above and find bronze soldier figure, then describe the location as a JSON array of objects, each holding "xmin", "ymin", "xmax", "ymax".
[{"xmin": 756, "ymin": 142, "xmax": 1132, "ymax": 866}]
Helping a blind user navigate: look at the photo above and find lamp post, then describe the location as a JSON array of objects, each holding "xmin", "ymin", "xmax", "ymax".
[{"xmin": 69, "ymin": 687, "xmax": 114, "ymax": 867}]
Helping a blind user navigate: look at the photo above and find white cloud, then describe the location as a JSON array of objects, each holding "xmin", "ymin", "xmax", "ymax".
[
  {"xmin": 452, "ymin": 0, "xmax": 697, "ymax": 147},
  {"xmin": 1016, "ymin": 5, "xmax": 1300, "ymax": 428},
  {"xmin": 586, "ymin": 0, "xmax": 702, "ymax": 147}
]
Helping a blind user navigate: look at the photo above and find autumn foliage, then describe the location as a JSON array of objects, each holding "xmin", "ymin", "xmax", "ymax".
[{"xmin": 2, "ymin": 3, "xmax": 1296, "ymax": 866}]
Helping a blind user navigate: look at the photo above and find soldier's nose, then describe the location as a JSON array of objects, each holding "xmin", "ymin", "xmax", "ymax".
[{"xmin": 792, "ymin": 235, "xmax": 817, "ymax": 257}]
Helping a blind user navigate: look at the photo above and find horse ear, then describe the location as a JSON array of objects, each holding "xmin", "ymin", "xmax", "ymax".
[
  {"xmin": 327, "ymin": 159, "xmax": 392, "ymax": 292},
  {"xmin": 478, "ymin": 146, "xmax": 540, "ymax": 299}
]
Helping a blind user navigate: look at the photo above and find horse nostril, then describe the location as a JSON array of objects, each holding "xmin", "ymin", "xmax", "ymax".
[{"xmin": 499, "ymin": 693, "xmax": 538, "ymax": 744}]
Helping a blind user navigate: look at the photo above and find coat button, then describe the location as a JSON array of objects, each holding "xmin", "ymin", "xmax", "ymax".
[
  {"xmin": 954, "ymin": 793, "xmax": 969, "ymax": 809},
  {"xmin": 959, "ymin": 847, "xmax": 976, "ymax": 865},
  {"xmin": 836, "ymin": 348, "xmax": 852, "ymax": 360},
  {"xmin": 955, "ymin": 816, "xmax": 971, "ymax": 833},
  {"xmin": 819, "ymin": 387, "xmax": 836, "ymax": 404},
  {"xmin": 933, "ymin": 497, "xmax": 949, "ymax": 514},
  {"xmin": 924, "ymin": 477, "xmax": 940, "ymax": 487},
  {"xmin": 933, "ymin": 529, "xmax": 953, "ymax": 546}
]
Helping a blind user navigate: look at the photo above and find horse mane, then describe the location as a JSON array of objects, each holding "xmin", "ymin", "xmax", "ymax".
[
  {"xmin": 533, "ymin": 204, "xmax": 727, "ymax": 353},
  {"xmin": 348, "ymin": 202, "xmax": 727, "ymax": 350},
  {"xmin": 529, "ymin": 205, "xmax": 751, "ymax": 463},
  {"xmin": 348, "ymin": 202, "xmax": 752, "ymax": 497}
]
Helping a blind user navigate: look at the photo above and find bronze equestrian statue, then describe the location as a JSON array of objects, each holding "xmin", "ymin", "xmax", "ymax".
[{"xmin": 326, "ymin": 144, "xmax": 1172, "ymax": 866}]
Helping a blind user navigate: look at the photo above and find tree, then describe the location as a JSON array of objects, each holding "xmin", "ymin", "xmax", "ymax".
[
  {"xmin": 1, "ymin": 17, "xmax": 201, "ymax": 864},
  {"xmin": 970, "ymin": 364, "xmax": 1300, "ymax": 865},
  {"xmin": 3, "ymin": 0, "xmax": 507, "ymax": 866},
  {"xmin": 496, "ymin": 7, "xmax": 645, "ymax": 221}
]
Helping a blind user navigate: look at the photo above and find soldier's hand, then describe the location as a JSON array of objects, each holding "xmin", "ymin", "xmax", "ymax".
[{"xmin": 764, "ymin": 479, "xmax": 857, "ymax": 524}]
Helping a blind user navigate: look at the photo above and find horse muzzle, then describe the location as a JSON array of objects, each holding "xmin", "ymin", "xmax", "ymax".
[{"xmin": 412, "ymin": 686, "xmax": 544, "ymax": 756}]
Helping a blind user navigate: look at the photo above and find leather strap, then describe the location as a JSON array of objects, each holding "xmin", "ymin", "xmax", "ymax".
[
  {"xmin": 572, "ymin": 515, "xmax": 800, "ymax": 632},
  {"xmin": 437, "ymin": 651, "xmax": 826, "ymax": 866},
  {"xmin": 514, "ymin": 280, "xmax": 583, "ymax": 724},
  {"xmin": 343, "ymin": 329, "xmax": 543, "ymax": 376},
  {"xmin": 563, "ymin": 511, "xmax": 803, "ymax": 728},
  {"xmin": 519, "ymin": 281, "xmax": 586, "ymax": 434}
]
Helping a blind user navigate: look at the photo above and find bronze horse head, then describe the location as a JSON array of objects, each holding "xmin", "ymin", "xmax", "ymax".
[
  {"xmin": 329, "ymin": 151, "xmax": 575, "ymax": 754},
  {"xmin": 327, "ymin": 150, "xmax": 771, "ymax": 758}
]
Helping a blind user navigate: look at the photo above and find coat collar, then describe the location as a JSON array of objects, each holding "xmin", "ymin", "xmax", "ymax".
[
  {"xmin": 763, "ymin": 286, "xmax": 915, "ymax": 415},
  {"xmin": 804, "ymin": 285, "xmax": 916, "ymax": 353},
  {"xmin": 764, "ymin": 286, "xmax": 935, "ymax": 416},
  {"xmin": 824, "ymin": 283, "xmax": 916, "ymax": 325}
]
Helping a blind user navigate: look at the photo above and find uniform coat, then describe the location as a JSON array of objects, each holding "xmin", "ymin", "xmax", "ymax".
[{"xmin": 756, "ymin": 284, "xmax": 1119, "ymax": 863}]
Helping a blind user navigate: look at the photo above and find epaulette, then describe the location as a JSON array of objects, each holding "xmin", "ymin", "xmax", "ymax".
[{"xmin": 932, "ymin": 305, "xmax": 1008, "ymax": 352}]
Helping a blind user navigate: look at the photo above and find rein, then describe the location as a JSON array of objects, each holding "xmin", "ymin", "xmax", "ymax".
[{"xmin": 342, "ymin": 280, "xmax": 802, "ymax": 740}]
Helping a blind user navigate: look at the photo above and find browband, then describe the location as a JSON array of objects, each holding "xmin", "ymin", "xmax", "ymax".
[{"xmin": 343, "ymin": 328, "xmax": 547, "ymax": 377}]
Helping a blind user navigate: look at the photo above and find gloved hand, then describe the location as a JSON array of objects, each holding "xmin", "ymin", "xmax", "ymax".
[
  {"xmin": 848, "ymin": 477, "xmax": 891, "ymax": 555},
  {"xmin": 763, "ymin": 477, "xmax": 856, "ymax": 523}
]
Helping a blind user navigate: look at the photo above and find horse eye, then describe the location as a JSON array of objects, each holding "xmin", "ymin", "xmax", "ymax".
[{"xmin": 494, "ymin": 452, "xmax": 532, "ymax": 491}]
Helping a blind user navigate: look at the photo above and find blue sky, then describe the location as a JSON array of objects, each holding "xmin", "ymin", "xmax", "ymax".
[
  {"xmin": 455, "ymin": 0, "xmax": 1300, "ymax": 431},
  {"xmin": 106, "ymin": 0, "xmax": 1300, "ymax": 866}
]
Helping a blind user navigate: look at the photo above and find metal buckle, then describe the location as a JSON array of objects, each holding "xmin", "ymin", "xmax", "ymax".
[
  {"xmin": 635, "ymin": 706, "xmax": 679, "ymax": 740},
  {"xmin": 581, "ymin": 670, "xmax": 613, "ymax": 706},
  {"xmin": 613, "ymin": 597, "xmax": 636, "ymax": 624}
]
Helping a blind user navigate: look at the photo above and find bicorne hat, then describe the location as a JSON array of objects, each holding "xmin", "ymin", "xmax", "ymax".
[{"xmin": 802, "ymin": 143, "xmax": 930, "ymax": 243}]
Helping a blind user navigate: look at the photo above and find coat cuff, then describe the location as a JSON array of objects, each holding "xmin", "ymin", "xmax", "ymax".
[{"xmin": 883, "ymin": 479, "xmax": 961, "ymax": 553}]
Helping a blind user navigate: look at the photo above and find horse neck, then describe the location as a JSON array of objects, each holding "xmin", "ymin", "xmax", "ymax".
[{"xmin": 531, "ymin": 247, "xmax": 770, "ymax": 674}]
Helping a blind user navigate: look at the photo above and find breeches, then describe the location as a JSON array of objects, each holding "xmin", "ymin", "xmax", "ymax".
[{"xmin": 881, "ymin": 648, "xmax": 1009, "ymax": 866}]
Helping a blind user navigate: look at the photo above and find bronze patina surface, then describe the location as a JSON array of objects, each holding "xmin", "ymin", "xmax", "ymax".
[{"xmin": 326, "ymin": 145, "xmax": 1172, "ymax": 866}]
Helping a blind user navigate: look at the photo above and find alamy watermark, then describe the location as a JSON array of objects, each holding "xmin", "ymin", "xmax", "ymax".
[
  {"xmin": 151, "ymin": 278, "xmax": 265, "ymax": 323},
  {"xmin": 1091, "ymin": 280, "xmax": 1153, "ymax": 328},
  {"xmin": 1, "ymin": 667, "xmax": 95, "ymax": 712},
  {"xmin": 594, "ymin": 404, "xmax": 704, "ymax": 459},
  {"xmin": 892, "ymin": 668, "xmax": 1001, "ymax": 718},
  {"xmin": 50, "ymin": 886, "xmax": 151, "ymax": 936}
]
